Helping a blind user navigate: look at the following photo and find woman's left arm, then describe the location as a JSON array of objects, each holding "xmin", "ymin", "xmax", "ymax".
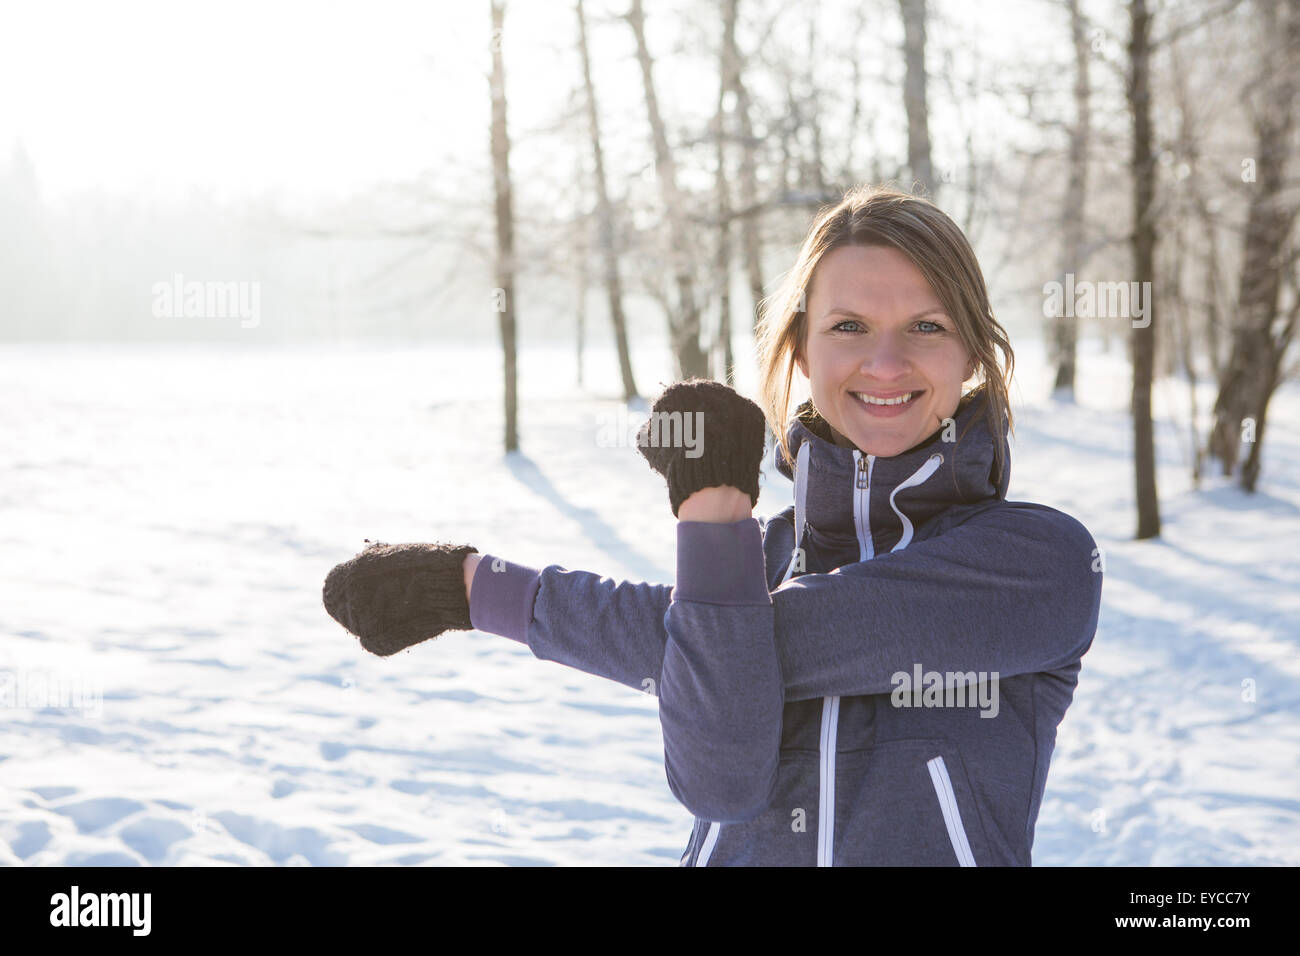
[{"xmin": 770, "ymin": 501, "xmax": 1104, "ymax": 700}]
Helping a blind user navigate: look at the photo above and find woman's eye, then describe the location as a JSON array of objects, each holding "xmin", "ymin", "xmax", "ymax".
[
  {"xmin": 831, "ymin": 320, "xmax": 862, "ymax": 333},
  {"xmin": 915, "ymin": 320, "xmax": 945, "ymax": 334}
]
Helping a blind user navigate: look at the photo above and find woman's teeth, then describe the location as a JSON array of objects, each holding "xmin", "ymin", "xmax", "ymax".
[{"xmin": 853, "ymin": 391, "xmax": 918, "ymax": 406}]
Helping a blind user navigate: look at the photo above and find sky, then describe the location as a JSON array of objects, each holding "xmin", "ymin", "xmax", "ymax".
[
  {"xmin": 0, "ymin": 0, "xmax": 1073, "ymax": 206},
  {"xmin": 0, "ymin": 0, "xmax": 548, "ymax": 203}
]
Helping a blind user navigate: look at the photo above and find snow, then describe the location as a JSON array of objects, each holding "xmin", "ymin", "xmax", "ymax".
[{"xmin": 1, "ymin": 334, "xmax": 1296, "ymax": 866}]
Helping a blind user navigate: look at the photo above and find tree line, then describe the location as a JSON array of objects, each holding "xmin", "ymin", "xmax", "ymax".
[{"xmin": 484, "ymin": 0, "xmax": 1298, "ymax": 538}]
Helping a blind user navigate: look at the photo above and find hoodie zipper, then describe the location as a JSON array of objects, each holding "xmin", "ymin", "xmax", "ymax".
[
  {"xmin": 817, "ymin": 449, "xmax": 875, "ymax": 866},
  {"xmin": 854, "ymin": 452, "xmax": 875, "ymax": 561},
  {"xmin": 817, "ymin": 450, "xmax": 945, "ymax": 866}
]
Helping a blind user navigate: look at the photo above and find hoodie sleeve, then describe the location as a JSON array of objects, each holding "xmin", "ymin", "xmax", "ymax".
[
  {"xmin": 768, "ymin": 502, "xmax": 1103, "ymax": 700},
  {"xmin": 470, "ymin": 520, "xmax": 785, "ymax": 822},
  {"xmin": 469, "ymin": 502, "xmax": 1102, "ymax": 704},
  {"xmin": 656, "ymin": 518, "xmax": 783, "ymax": 822},
  {"xmin": 468, "ymin": 554, "xmax": 672, "ymax": 695}
]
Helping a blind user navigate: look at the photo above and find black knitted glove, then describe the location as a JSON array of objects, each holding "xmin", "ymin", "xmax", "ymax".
[
  {"xmin": 322, "ymin": 539, "xmax": 478, "ymax": 657},
  {"xmin": 635, "ymin": 378, "xmax": 768, "ymax": 517}
]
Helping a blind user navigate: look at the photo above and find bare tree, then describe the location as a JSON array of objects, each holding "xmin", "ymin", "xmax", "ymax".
[
  {"xmin": 1164, "ymin": 36, "xmax": 1206, "ymax": 485},
  {"xmin": 713, "ymin": 0, "xmax": 738, "ymax": 385},
  {"xmin": 1206, "ymin": 0, "xmax": 1300, "ymax": 491},
  {"xmin": 1159, "ymin": 11, "xmax": 1245, "ymax": 487},
  {"xmin": 576, "ymin": 0, "xmax": 639, "ymax": 400},
  {"xmin": 1050, "ymin": 0, "xmax": 1093, "ymax": 400},
  {"xmin": 625, "ymin": 0, "xmax": 709, "ymax": 381},
  {"xmin": 899, "ymin": 0, "xmax": 936, "ymax": 199},
  {"xmin": 802, "ymin": 2, "xmax": 829, "ymax": 197},
  {"xmin": 489, "ymin": 0, "xmax": 519, "ymax": 452},
  {"xmin": 1127, "ymin": 0, "xmax": 1161, "ymax": 538},
  {"xmin": 573, "ymin": 145, "xmax": 589, "ymax": 389},
  {"xmin": 724, "ymin": 0, "xmax": 767, "ymax": 339}
]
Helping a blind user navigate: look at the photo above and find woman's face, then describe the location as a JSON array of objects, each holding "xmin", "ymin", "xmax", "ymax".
[{"xmin": 796, "ymin": 243, "xmax": 975, "ymax": 458}]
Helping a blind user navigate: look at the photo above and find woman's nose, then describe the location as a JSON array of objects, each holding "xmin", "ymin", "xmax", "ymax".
[{"xmin": 859, "ymin": 337, "xmax": 911, "ymax": 380}]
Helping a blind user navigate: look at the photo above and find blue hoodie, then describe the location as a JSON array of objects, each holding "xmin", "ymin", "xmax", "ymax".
[{"xmin": 468, "ymin": 388, "xmax": 1103, "ymax": 865}]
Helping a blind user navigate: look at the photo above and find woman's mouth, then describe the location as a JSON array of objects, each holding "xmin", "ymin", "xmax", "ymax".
[{"xmin": 850, "ymin": 390, "xmax": 923, "ymax": 417}]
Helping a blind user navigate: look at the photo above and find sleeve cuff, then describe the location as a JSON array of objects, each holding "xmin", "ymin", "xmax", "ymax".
[
  {"xmin": 469, "ymin": 554, "xmax": 542, "ymax": 645},
  {"xmin": 673, "ymin": 517, "xmax": 772, "ymax": 606}
]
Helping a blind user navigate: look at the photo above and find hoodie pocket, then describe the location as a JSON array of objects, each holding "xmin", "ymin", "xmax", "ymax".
[
  {"xmin": 831, "ymin": 738, "xmax": 991, "ymax": 866},
  {"xmin": 691, "ymin": 750, "xmax": 821, "ymax": 866}
]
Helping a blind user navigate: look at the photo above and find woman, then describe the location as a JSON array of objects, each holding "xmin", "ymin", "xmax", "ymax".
[{"xmin": 322, "ymin": 185, "xmax": 1104, "ymax": 866}]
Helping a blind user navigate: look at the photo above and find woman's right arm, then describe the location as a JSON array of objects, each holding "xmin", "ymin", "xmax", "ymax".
[
  {"xmin": 467, "ymin": 500, "xmax": 1102, "ymax": 701},
  {"xmin": 468, "ymin": 553, "xmax": 674, "ymax": 696}
]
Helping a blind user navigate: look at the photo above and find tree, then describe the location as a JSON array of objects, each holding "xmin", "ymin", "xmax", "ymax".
[
  {"xmin": 1127, "ymin": 0, "xmax": 1161, "ymax": 539},
  {"xmin": 575, "ymin": 0, "xmax": 639, "ymax": 401},
  {"xmin": 1205, "ymin": 0, "xmax": 1300, "ymax": 491},
  {"xmin": 713, "ymin": 0, "xmax": 743, "ymax": 385},
  {"xmin": 724, "ymin": 0, "xmax": 767, "ymax": 340},
  {"xmin": 899, "ymin": 0, "xmax": 936, "ymax": 200},
  {"xmin": 625, "ymin": 0, "xmax": 709, "ymax": 381},
  {"xmin": 1049, "ymin": 0, "xmax": 1093, "ymax": 400},
  {"xmin": 489, "ymin": 0, "xmax": 519, "ymax": 452}
]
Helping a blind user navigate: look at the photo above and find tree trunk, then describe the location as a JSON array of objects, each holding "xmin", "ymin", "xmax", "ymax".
[
  {"xmin": 714, "ymin": 0, "xmax": 741, "ymax": 385},
  {"xmin": 1206, "ymin": 0, "xmax": 1299, "ymax": 489},
  {"xmin": 898, "ymin": 0, "xmax": 935, "ymax": 200},
  {"xmin": 724, "ymin": 0, "xmax": 766, "ymax": 337},
  {"xmin": 1167, "ymin": 34, "xmax": 1207, "ymax": 487},
  {"xmin": 489, "ymin": 0, "xmax": 518, "ymax": 452},
  {"xmin": 576, "ymin": 0, "xmax": 639, "ymax": 401},
  {"xmin": 1241, "ymin": 284, "xmax": 1299, "ymax": 489},
  {"xmin": 803, "ymin": 6, "xmax": 827, "ymax": 197},
  {"xmin": 1051, "ymin": 0, "xmax": 1091, "ymax": 400},
  {"xmin": 574, "ymin": 150, "xmax": 588, "ymax": 389},
  {"xmin": 626, "ymin": 0, "xmax": 709, "ymax": 381},
  {"xmin": 1127, "ymin": 0, "xmax": 1160, "ymax": 538}
]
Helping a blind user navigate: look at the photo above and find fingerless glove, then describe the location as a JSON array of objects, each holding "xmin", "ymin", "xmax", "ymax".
[
  {"xmin": 635, "ymin": 378, "xmax": 768, "ymax": 517},
  {"xmin": 322, "ymin": 540, "xmax": 478, "ymax": 657}
]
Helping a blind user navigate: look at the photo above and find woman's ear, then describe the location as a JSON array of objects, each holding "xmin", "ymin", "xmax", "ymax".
[
  {"xmin": 795, "ymin": 348, "xmax": 809, "ymax": 380},
  {"xmin": 964, "ymin": 357, "xmax": 976, "ymax": 381}
]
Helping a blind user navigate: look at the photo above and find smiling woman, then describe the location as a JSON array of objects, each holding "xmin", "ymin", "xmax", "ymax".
[
  {"xmin": 757, "ymin": 184, "xmax": 1015, "ymax": 485},
  {"xmin": 323, "ymin": 184, "xmax": 1101, "ymax": 868}
]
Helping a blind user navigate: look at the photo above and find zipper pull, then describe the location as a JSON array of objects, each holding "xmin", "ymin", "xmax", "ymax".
[{"xmin": 856, "ymin": 454, "xmax": 870, "ymax": 489}]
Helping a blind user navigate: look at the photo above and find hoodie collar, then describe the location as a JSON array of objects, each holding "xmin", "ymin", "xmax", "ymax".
[{"xmin": 773, "ymin": 387, "xmax": 1009, "ymax": 567}]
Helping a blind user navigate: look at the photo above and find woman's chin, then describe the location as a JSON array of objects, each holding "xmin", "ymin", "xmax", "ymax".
[
  {"xmin": 857, "ymin": 439, "xmax": 910, "ymax": 458},
  {"xmin": 847, "ymin": 420, "xmax": 950, "ymax": 458},
  {"xmin": 837, "ymin": 397, "xmax": 957, "ymax": 457}
]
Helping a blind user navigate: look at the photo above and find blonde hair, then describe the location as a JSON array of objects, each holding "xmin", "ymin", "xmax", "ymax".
[{"xmin": 755, "ymin": 184, "xmax": 1015, "ymax": 485}]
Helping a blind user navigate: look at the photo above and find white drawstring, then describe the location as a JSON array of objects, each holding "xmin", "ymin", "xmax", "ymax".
[
  {"xmin": 782, "ymin": 445, "xmax": 941, "ymax": 578},
  {"xmin": 780, "ymin": 442, "xmax": 811, "ymax": 585},
  {"xmin": 889, "ymin": 453, "xmax": 944, "ymax": 552}
]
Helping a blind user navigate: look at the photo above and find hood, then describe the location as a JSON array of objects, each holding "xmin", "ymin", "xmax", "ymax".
[{"xmin": 772, "ymin": 386, "xmax": 1010, "ymax": 569}]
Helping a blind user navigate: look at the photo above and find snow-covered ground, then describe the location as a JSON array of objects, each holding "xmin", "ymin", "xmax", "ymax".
[{"xmin": 1, "ymin": 333, "xmax": 1296, "ymax": 866}]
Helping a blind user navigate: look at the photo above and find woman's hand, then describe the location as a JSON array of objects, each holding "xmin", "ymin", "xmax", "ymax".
[{"xmin": 635, "ymin": 378, "xmax": 768, "ymax": 518}]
